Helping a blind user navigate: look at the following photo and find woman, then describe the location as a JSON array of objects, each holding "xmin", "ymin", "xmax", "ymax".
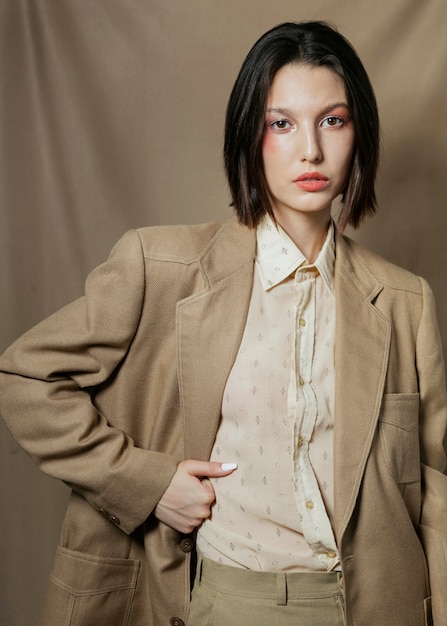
[{"xmin": 0, "ymin": 21, "xmax": 446, "ymax": 626}]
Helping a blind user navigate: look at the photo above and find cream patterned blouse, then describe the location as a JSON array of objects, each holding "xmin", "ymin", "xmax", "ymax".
[{"xmin": 197, "ymin": 216, "xmax": 339, "ymax": 572}]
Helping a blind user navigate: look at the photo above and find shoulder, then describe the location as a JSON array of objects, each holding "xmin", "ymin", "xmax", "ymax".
[
  {"xmin": 134, "ymin": 219, "xmax": 232, "ymax": 264},
  {"xmin": 102, "ymin": 216, "xmax": 255, "ymax": 289},
  {"xmin": 338, "ymin": 233, "xmax": 424, "ymax": 295}
]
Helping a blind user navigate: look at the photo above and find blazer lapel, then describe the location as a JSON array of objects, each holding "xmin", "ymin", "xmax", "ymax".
[
  {"xmin": 177, "ymin": 218, "xmax": 256, "ymax": 461},
  {"xmin": 333, "ymin": 233, "xmax": 391, "ymax": 541}
]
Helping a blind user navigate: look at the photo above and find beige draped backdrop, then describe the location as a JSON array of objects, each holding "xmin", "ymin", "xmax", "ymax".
[{"xmin": 1, "ymin": 1, "xmax": 446, "ymax": 623}]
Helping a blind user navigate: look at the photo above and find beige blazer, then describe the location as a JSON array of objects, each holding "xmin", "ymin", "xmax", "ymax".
[{"xmin": 1, "ymin": 217, "xmax": 447, "ymax": 626}]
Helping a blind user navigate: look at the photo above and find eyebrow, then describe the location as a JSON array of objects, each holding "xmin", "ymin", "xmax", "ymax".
[{"xmin": 266, "ymin": 102, "xmax": 350, "ymax": 116}]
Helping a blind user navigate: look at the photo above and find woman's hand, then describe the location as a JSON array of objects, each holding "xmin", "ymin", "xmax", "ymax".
[{"xmin": 154, "ymin": 459, "xmax": 237, "ymax": 533}]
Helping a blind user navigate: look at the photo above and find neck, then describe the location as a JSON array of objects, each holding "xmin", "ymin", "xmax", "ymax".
[{"xmin": 272, "ymin": 210, "xmax": 331, "ymax": 263}]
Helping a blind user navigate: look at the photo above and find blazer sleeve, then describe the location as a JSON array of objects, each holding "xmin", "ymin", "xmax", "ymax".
[
  {"xmin": 0, "ymin": 229, "xmax": 178, "ymax": 535},
  {"xmin": 416, "ymin": 277, "xmax": 447, "ymax": 623}
]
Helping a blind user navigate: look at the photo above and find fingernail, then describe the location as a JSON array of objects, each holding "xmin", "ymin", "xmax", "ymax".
[{"xmin": 221, "ymin": 463, "xmax": 238, "ymax": 471}]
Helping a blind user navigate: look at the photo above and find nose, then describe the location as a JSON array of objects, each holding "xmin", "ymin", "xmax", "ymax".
[{"xmin": 300, "ymin": 125, "xmax": 323, "ymax": 163}]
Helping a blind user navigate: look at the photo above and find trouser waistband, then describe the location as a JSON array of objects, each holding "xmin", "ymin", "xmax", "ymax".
[{"xmin": 197, "ymin": 553, "xmax": 343, "ymax": 606}]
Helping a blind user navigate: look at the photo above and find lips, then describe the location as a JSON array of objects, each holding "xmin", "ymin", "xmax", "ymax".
[{"xmin": 294, "ymin": 172, "xmax": 329, "ymax": 192}]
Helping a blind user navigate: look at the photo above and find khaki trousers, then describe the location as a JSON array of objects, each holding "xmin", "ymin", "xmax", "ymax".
[{"xmin": 187, "ymin": 554, "xmax": 346, "ymax": 626}]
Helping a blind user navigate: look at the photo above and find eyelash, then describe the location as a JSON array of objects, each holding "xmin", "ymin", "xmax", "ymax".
[
  {"xmin": 268, "ymin": 115, "xmax": 346, "ymax": 131},
  {"xmin": 322, "ymin": 116, "xmax": 345, "ymax": 127},
  {"xmin": 269, "ymin": 119, "xmax": 292, "ymax": 131}
]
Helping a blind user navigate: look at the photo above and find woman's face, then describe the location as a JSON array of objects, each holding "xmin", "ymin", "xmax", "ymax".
[{"xmin": 262, "ymin": 63, "xmax": 355, "ymax": 226}]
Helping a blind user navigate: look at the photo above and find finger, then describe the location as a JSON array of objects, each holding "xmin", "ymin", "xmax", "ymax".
[
  {"xmin": 200, "ymin": 477, "xmax": 216, "ymax": 501},
  {"xmin": 181, "ymin": 460, "xmax": 238, "ymax": 478}
]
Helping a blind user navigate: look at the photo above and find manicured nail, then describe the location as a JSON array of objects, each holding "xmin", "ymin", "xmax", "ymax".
[{"xmin": 221, "ymin": 463, "xmax": 238, "ymax": 471}]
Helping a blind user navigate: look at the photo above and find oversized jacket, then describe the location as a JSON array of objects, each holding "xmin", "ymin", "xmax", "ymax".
[{"xmin": 0, "ymin": 217, "xmax": 447, "ymax": 626}]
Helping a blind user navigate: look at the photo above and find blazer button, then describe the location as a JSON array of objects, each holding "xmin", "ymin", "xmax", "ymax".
[
  {"xmin": 170, "ymin": 618, "xmax": 185, "ymax": 626},
  {"xmin": 98, "ymin": 508, "xmax": 121, "ymax": 526},
  {"xmin": 179, "ymin": 536, "xmax": 195, "ymax": 553}
]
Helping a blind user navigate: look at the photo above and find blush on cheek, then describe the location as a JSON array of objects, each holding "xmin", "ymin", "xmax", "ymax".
[{"xmin": 262, "ymin": 130, "xmax": 280, "ymax": 154}]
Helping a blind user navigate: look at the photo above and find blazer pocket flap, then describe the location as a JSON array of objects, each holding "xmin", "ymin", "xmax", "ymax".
[
  {"xmin": 379, "ymin": 393, "xmax": 420, "ymax": 431},
  {"xmin": 378, "ymin": 393, "xmax": 420, "ymax": 483},
  {"xmin": 51, "ymin": 546, "xmax": 140, "ymax": 595}
]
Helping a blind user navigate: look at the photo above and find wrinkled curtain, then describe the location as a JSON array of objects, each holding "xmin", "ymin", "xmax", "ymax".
[{"xmin": 1, "ymin": 1, "xmax": 446, "ymax": 623}]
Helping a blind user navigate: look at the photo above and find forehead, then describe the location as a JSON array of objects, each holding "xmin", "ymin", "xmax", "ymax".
[{"xmin": 267, "ymin": 63, "xmax": 348, "ymax": 107}]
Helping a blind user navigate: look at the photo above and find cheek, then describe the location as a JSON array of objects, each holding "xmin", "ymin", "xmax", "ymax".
[
  {"xmin": 262, "ymin": 134, "xmax": 278, "ymax": 182},
  {"xmin": 334, "ymin": 136, "xmax": 355, "ymax": 177},
  {"xmin": 262, "ymin": 130, "xmax": 279, "ymax": 157},
  {"xmin": 262, "ymin": 132, "xmax": 288, "ymax": 176}
]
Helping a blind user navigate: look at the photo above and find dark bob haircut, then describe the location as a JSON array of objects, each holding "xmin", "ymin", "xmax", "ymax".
[{"xmin": 224, "ymin": 21, "xmax": 380, "ymax": 230}]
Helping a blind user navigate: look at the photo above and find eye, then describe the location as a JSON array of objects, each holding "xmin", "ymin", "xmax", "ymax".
[
  {"xmin": 269, "ymin": 119, "xmax": 292, "ymax": 131},
  {"xmin": 321, "ymin": 116, "xmax": 345, "ymax": 128}
]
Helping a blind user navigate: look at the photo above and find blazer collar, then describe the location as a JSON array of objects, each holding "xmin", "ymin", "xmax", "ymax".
[
  {"xmin": 198, "ymin": 216, "xmax": 256, "ymax": 288},
  {"xmin": 333, "ymin": 232, "xmax": 391, "ymax": 541}
]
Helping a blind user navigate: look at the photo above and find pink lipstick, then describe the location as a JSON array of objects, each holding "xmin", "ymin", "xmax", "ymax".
[{"xmin": 294, "ymin": 172, "xmax": 329, "ymax": 192}]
